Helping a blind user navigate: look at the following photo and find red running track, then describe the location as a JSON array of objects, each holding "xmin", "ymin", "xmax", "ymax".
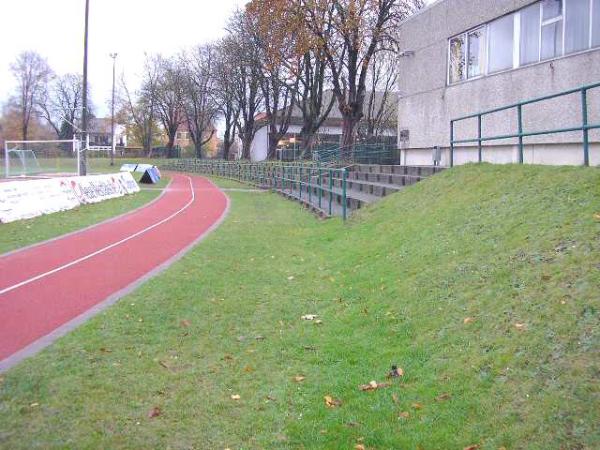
[{"xmin": 0, "ymin": 174, "xmax": 229, "ymax": 369}]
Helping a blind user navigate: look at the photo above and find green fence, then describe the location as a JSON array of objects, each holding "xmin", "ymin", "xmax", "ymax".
[
  {"xmin": 313, "ymin": 143, "xmax": 400, "ymax": 166},
  {"xmin": 163, "ymin": 160, "xmax": 348, "ymax": 220},
  {"xmin": 450, "ymin": 81, "xmax": 600, "ymax": 167}
]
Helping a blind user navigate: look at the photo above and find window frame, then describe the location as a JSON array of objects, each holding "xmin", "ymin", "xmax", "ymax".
[{"xmin": 447, "ymin": 0, "xmax": 599, "ymax": 86}]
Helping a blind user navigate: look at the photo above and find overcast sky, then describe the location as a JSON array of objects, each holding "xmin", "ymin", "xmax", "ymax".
[{"xmin": 0, "ymin": 0, "xmax": 248, "ymax": 116}]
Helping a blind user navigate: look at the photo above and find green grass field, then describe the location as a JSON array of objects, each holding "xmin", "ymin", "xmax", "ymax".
[
  {"xmin": 0, "ymin": 172, "xmax": 168, "ymax": 255},
  {"xmin": 0, "ymin": 164, "xmax": 598, "ymax": 449}
]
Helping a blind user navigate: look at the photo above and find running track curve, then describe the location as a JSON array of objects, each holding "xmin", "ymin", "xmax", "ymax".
[{"xmin": 0, "ymin": 173, "xmax": 229, "ymax": 370}]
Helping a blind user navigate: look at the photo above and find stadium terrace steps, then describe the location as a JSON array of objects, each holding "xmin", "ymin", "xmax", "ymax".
[{"xmin": 274, "ymin": 164, "xmax": 445, "ymax": 217}]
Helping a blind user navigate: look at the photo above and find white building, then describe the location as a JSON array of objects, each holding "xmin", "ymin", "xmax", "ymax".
[{"xmin": 396, "ymin": 0, "xmax": 600, "ymax": 166}]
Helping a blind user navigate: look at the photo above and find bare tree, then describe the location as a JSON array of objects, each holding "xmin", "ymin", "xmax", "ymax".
[
  {"xmin": 10, "ymin": 51, "xmax": 52, "ymax": 141},
  {"xmin": 358, "ymin": 50, "xmax": 398, "ymax": 141},
  {"xmin": 213, "ymin": 40, "xmax": 240, "ymax": 160},
  {"xmin": 300, "ymin": 0, "xmax": 422, "ymax": 152},
  {"xmin": 38, "ymin": 73, "xmax": 85, "ymax": 140},
  {"xmin": 226, "ymin": 11, "xmax": 263, "ymax": 160},
  {"xmin": 181, "ymin": 45, "xmax": 219, "ymax": 158},
  {"xmin": 121, "ymin": 59, "xmax": 159, "ymax": 154},
  {"xmin": 151, "ymin": 56, "xmax": 186, "ymax": 150},
  {"xmin": 295, "ymin": 52, "xmax": 336, "ymax": 154}
]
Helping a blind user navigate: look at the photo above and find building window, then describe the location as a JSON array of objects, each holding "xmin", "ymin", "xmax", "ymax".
[
  {"xmin": 449, "ymin": 35, "xmax": 466, "ymax": 83},
  {"xmin": 488, "ymin": 14, "xmax": 515, "ymax": 72},
  {"xmin": 565, "ymin": 0, "xmax": 590, "ymax": 53},
  {"xmin": 468, "ymin": 27, "xmax": 486, "ymax": 78},
  {"xmin": 541, "ymin": 0, "xmax": 564, "ymax": 59},
  {"xmin": 447, "ymin": 0, "xmax": 600, "ymax": 85},
  {"xmin": 594, "ymin": 0, "xmax": 600, "ymax": 45},
  {"xmin": 520, "ymin": 3, "xmax": 541, "ymax": 65}
]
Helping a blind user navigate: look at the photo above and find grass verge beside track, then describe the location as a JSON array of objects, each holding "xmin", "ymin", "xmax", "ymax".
[
  {"xmin": 0, "ymin": 164, "xmax": 598, "ymax": 449},
  {"xmin": 0, "ymin": 177, "xmax": 169, "ymax": 255}
]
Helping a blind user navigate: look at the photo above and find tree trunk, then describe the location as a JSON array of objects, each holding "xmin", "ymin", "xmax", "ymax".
[
  {"xmin": 241, "ymin": 134, "xmax": 252, "ymax": 160},
  {"xmin": 195, "ymin": 142, "xmax": 203, "ymax": 159},
  {"xmin": 299, "ymin": 126, "xmax": 317, "ymax": 159},
  {"xmin": 341, "ymin": 115, "xmax": 359, "ymax": 157},
  {"xmin": 267, "ymin": 133, "xmax": 279, "ymax": 160},
  {"xmin": 167, "ymin": 132, "xmax": 176, "ymax": 149}
]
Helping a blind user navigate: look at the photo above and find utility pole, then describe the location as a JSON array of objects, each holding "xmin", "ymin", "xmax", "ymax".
[
  {"xmin": 110, "ymin": 53, "xmax": 118, "ymax": 166},
  {"xmin": 80, "ymin": 0, "xmax": 90, "ymax": 176}
]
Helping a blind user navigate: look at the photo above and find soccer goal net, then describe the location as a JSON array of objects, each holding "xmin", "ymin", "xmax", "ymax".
[{"xmin": 3, "ymin": 139, "xmax": 80, "ymax": 178}]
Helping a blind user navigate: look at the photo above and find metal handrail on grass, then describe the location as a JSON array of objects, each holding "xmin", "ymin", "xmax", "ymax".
[
  {"xmin": 450, "ymin": 81, "xmax": 600, "ymax": 167},
  {"xmin": 164, "ymin": 160, "xmax": 348, "ymax": 220}
]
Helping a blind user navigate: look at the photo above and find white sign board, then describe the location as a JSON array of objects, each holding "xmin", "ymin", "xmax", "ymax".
[{"xmin": 0, "ymin": 172, "xmax": 140, "ymax": 224}]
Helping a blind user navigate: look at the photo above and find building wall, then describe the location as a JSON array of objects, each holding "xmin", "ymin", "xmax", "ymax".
[{"xmin": 397, "ymin": 0, "xmax": 600, "ymax": 166}]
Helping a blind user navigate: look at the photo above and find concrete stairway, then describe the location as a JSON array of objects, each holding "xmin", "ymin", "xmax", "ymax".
[{"xmin": 275, "ymin": 164, "xmax": 445, "ymax": 217}]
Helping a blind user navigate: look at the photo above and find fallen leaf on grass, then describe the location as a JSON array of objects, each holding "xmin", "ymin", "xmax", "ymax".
[
  {"xmin": 324, "ymin": 395, "xmax": 342, "ymax": 408},
  {"xmin": 147, "ymin": 407, "xmax": 161, "ymax": 418},
  {"xmin": 392, "ymin": 393, "xmax": 399, "ymax": 404},
  {"xmin": 29, "ymin": 402, "xmax": 39, "ymax": 408},
  {"xmin": 294, "ymin": 375, "xmax": 305, "ymax": 382},
  {"xmin": 243, "ymin": 365, "xmax": 254, "ymax": 373},
  {"xmin": 355, "ymin": 445, "xmax": 366, "ymax": 450},
  {"xmin": 231, "ymin": 394, "xmax": 241, "ymax": 400},
  {"xmin": 301, "ymin": 314, "xmax": 318, "ymax": 321},
  {"xmin": 315, "ymin": 319, "xmax": 323, "ymax": 325},
  {"xmin": 158, "ymin": 360, "xmax": 174, "ymax": 372},
  {"xmin": 287, "ymin": 276, "xmax": 295, "ymax": 281},
  {"xmin": 398, "ymin": 411, "xmax": 410, "ymax": 419},
  {"xmin": 359, "ymin": 380, "xmax": 391, "ymax": 391},
  {"xmin": 266, "ymin": 395, "xmax": 276, "ymax": 402},
  {"xmin": 463, "ymin": 317, "xmax": 476, "ymax": 324},
  {"xmin": 99, "ymin": 347, "xmax": 112, "ymax": 353},
  {"xmin": 463, "ymin": 445, "xmax": 480, "ymax": 450},
  {"xmin": 593, "ymin": 212, "xmax": 600, "ymax": 221},
  {"xmin": 255, "ymin": 335, "xmax": 265, "ymax": 341},
  {"xmin": 387, "ymin": 365, "xmax": 404, "ymax": 378},
  {"xmin": 514, "ymin": 322, "xmax": 527, "ymax": 330},
  {"xmin": 436, "ymin": 392, "xmax": 452, "ymax": 402},
  {"xmin": 411, "ymin": 402, "xmax": 423, "ymax": 409},
  {"xmin": 180, "ymin": 319, "xmax": 191, "ymax": 328}
]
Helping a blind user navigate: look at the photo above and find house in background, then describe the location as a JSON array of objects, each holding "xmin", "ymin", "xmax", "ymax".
[
  {"xmin": 88, "ymin": 117, "xmax": 127, "ymax": 148},
  {"xmin": 396, "ymin": 0, "xmax": 600, "ymax": 166},
  {"xmin": 250, "ymin": 92, "xmax": 397, "ymax": 161}
]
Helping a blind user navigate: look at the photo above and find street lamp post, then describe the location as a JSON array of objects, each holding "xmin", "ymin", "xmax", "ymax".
[
  {"xmin": 80, "ymin": 0, "xmax": 90, "ymax": 176},
  {"xmin": 109, "ymin": 53, "xmax": 118, "ymax": 166}
]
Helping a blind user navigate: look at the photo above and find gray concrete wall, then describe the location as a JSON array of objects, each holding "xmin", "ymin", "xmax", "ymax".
[{"xmin": 397, "ymin": 0, "xmax": 600, "ymax": 165}]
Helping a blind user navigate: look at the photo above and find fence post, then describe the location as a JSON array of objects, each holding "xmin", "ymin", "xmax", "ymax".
[
  {"xmin": 328, "ymin": 168, "xmax": 333, "ymax": 216},
  {"xmin": 318, "ymin": 167, "xmax": 323, "ymax": 209},
  {"xmin": 449, "ymin": 120, "xmax": 454, "ymax": 167},
  {"xmin": 581, "ymin": 88, "xmax": 590, "ymax": 167},
  {"xmin": 299, "ymin": 166, "xmax": 303, "ymax": 200},
  {"xmin": 517, "ymin": 104, "xmax": 524, "ymax": 164},
  {"xmin": 342, "ymin": 168, "xmax": 347, "ymax": 221},
  {"xmin": 477, "ymin": 114, "xmax": 482, "ymax": 163}
]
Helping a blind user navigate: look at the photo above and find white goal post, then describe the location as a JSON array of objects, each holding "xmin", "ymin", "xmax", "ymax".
[{"xmin": 4, "ymin": 138, "xmax": 81, "ymax": 178}]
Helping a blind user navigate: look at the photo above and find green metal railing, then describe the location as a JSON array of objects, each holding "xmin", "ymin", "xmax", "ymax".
[
  {"xmin": 313, "ymin": 143, "xmax": 400, "ymax": 166},
  {"xmin": 163, "ymin": 160, "xmax": 348, "ymax": 220},
  {"xmin": 450, "ymin": 81, "xmax": 600, "ymax": 167}
]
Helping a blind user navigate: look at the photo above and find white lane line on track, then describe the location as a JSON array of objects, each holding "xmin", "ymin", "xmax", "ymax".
[{"xmin": 0, "ymin": 176, "xmax": 195, "ymax": 297}]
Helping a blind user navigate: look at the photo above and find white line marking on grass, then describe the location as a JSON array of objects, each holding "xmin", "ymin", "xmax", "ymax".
[{"xmin": 0, "ymin": 176, "xmax": 196, "ymax": 296}]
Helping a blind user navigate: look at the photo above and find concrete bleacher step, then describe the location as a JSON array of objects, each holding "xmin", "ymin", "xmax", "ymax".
[
  {"xmin": 276, "ymin": 164, "xmax": 446, "ymax": 218},
  {"xmin": 320, "ymin": 176, "xmax": 404, "ymax": 197}
]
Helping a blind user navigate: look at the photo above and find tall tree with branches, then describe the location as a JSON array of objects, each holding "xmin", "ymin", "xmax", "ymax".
[
  {"xmin": 38, "ymin": 73, "xmax": 86, "ymax": 140},
  {"xmin": 213, "ymin": 40, "xmax": 240, "ymax": 160},
  {"xmin": 226, "ymin": 11, "xmax": 263, "ymax": 160},
  {"xmin": 152, "ymin": 56, "xmax": 186, "ymax": 150},
  {"xmin": 181, "ymin": 45, "xmax": 219, "ymax": 158},
  {"xmin": 301, "ymin": 0, "xmax": 421, "ymax": 151},
  {"xmin": 9, "ymin": 51, "xmax": 53, "ymax": 141},
  {"xmin": 121, "ymin": 58, "xmax": 159, "ymax": 154}
]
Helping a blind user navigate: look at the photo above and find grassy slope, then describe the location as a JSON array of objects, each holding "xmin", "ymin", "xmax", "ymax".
[
  {"xmin": 0, "ymin": 164, "xmax": 598, "ymax": 449},
  {"xmin": 0, "ymin": 177, "xmax": 168, "ymax": 254}
]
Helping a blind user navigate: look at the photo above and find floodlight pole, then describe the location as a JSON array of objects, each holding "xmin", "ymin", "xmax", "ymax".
[
  {"xmin": 80, "ymin": 0, "xmax": 90, "ymax": 176},
  {"xmin": 110, "ymin": 53, "xmax": 118, "ymax": 166}
]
